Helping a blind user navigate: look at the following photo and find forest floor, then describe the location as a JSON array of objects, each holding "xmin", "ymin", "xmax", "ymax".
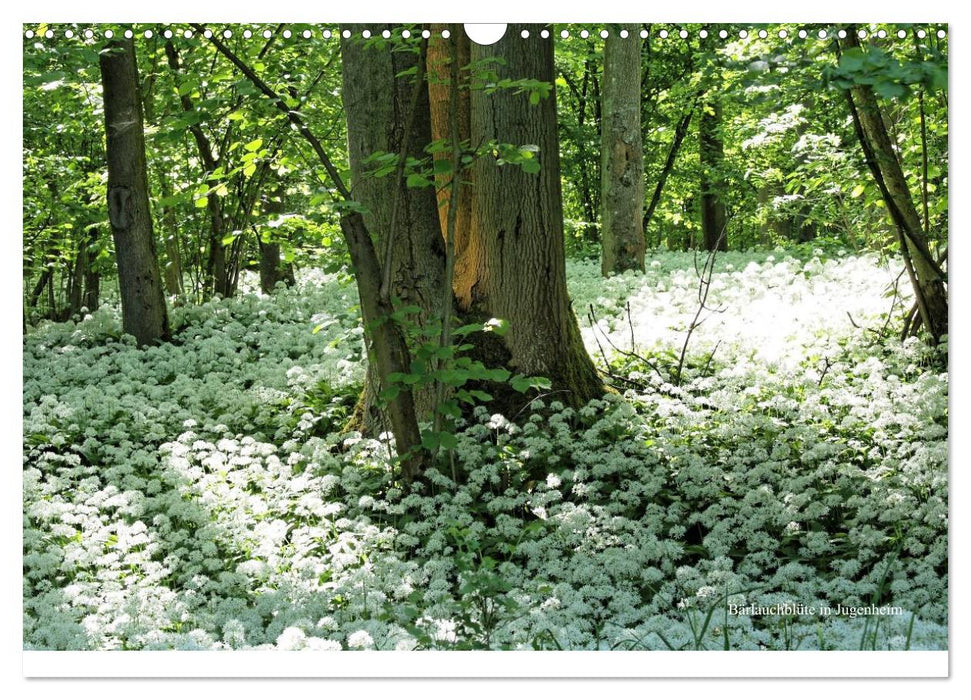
[{"xmin": 23, "ymin": 248, "xmax": 948, "ymax": 650}]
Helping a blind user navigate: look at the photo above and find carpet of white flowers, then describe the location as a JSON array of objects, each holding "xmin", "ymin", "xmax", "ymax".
[{"xmin": 23, "ymin": 249, "xmax": 948, "ymax": 651}]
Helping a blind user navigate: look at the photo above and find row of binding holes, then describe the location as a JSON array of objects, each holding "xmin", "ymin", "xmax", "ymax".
[
  {"xmin": 22, "ymin": 28, "xmax": 448, "ymax": 40},
  {"xmin": 24, "ymin": 27, "xmax": 947, "ymax": 40}
]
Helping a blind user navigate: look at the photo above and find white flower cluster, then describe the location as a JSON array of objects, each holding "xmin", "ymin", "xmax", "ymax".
[{"xmin": 23, "ymin": 254, "xmax": 947, "ymax": 650}]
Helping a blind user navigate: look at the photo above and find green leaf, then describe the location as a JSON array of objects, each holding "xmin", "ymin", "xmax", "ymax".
[
  {"xmin": 243, "ymin": 163, "xmax": 257, "ymax": 178},
  {"xmin": 244, "ymin": 138, "xmax": 263, "ymax": 152},
  {"xmin": 850, "ymin": 184, "xmax": 865, "ymax": 198},
  {"xmin": 194, "ymin": 196, "xmax": 209, "ymax": 208},
  {"xmin": 405, "ymin": 173, "xmax": 432, "ymax": 188}
]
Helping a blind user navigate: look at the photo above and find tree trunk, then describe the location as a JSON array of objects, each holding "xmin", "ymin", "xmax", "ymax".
[
  {"xmin": 600, "ymin": 26, "xmax": 645, "ymax": 276},
  {"xmin": 68, "ymin": 231, "xmax": 86, "ymax": 315},
  {"xmin": 157, "ymin": 176, "xmax": 185, "ymax": 297},
  {"xmin": 699, "ymin": 100, "xmax": 728, "ymax": 251},
  {"xmin": 460, "ymin": 23, "xmax": 604, "ymax": 409},
  {"xmin": 841, "ymin": 37, "xmax": 947, "ymax": 342},
  {"xmin": 164, "ymin": 40, "xmax": 229, "ymax": 299},
  {"xmin": 99, "ymin": 39, "xmax": 170, "ymax": 346},
  {"xmin": 341, "ymin": 25, "xmax": 448, "ymax": 429},
  {"xmin": 644, "ymin": 105, "xmax": 693, "ymax": 247},
  {"xmin": 258, "ymin": 186, "xmax": 296, "ymax": 293},
  {"xmin": 427, "ymin": 24, "xmax": 472, "ymax": 263}
]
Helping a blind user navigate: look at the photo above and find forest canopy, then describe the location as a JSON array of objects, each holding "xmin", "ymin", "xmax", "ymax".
[{"xmin": 22, "ymin": 23, "xmax": 947, "ymax": 654}]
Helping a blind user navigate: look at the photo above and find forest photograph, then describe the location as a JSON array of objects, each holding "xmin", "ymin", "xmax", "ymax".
[{"xmin": 21, "ymin": 23, "xmax": 948, "ymax": 655}]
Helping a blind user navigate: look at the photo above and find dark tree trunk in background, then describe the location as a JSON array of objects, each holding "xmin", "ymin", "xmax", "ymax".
[
  {"xmin": 342, "ymin": 25, "xmax": 449, "ymax": 429},
  {"xmin": 258, "ymin": 186, "xmax": 296, "ymax": 293},
  {"xmin": 99, "ymin": 39, "xmax": 170, "ymax": 346},
  {"xmin": 644, "ymin": 105, "xmax": 693, "ymax": 247},
  {"xmin": 600, "ymin": 26, "xmax": 645, "ymax": 276},
  {"xmin": 700, "ymin": 100, "xmax": 728, "ymax": 251},
  {"xmin": 157, "ymin": 176, "xmax": 185, "ymax": 297},
  {"xmin": 164, "ymin": 40, "xmax": 230, "ymax": 298},
  {"xmin": 460, "ymin": 24, "xmax": 604, "ymax": 408}
]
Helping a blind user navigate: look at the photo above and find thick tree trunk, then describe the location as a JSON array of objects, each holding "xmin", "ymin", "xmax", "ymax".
[
  {"xmin": 342, "ymin": 25, "xmax": 448, "ymax": 429},
  {"xmin": 460, "ymin": 24, "xmax": 604, "ymax": 409},
  {"xmin": 699, "ymin": 101, "xmax": 728, "ymax": 251},
  {"xmin": 842, "ymin": 45, "xmax": 947, "ymax": 341},
  {"xmin": 195, "ymin": 24, "xmax": 427, "ymax": 482},
  {"xmin": 99, "ymin": 39, "xmax": 170, "ymax": 346},
  {"xmin": 427, "ymin": 24, "xmax": 472, "ymax": 262},
  {"xmin": 600, "ymin": 26, "xmax": 645, "ymax": 275}
]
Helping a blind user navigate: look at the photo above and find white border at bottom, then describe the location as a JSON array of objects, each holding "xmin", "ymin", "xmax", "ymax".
[{"xmin": 23, "ymin": 650, "xmax": 948, "ymax": 678}]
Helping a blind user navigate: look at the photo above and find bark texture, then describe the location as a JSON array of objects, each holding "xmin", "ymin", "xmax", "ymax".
[
  {"xmin": 341, "ymin": 25, "xmax": 448, "ymax": 427},
  {"xmin": 461, "ymin": 24, "xmax": 604, "ymax": 408},
  {"xmin": 845, "ymin": 70, "xmax": 947, "ymax": 342},
  {"xmin": 427, "ymin": 24, "xmax": 473, "ymax": 264},
  {"xmin": 600, "ymin": 26, "xmax": 645, "ymax": 275},
  {"xmin": 99, "ymin": 39, "xmax": 170, "ymax": 346}
]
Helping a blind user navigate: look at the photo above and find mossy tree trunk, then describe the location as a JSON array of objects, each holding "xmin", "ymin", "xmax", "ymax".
[
  {"xmin": 600, "ymin": 25, "xmax": 645, "ymax": 276},
  {"xmin": 99, "ymin": 38, "xmax": 170, "ymax": 346},
  {"xmin": 841, "ymin": 34, "xmax": 947, "ymax": 342},
  {"xmin": 342, "ymin": 25, "xmax": 449, "ymax": 430},
  {"xmin": 459, "ymin": 24, "xmax": 604, "ymax": 408}
]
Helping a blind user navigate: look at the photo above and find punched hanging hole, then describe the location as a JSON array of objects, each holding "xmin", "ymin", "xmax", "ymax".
[
  {"xmin": 465, "ymin": 24, "xmax": 507, "ymax": 45},
  {"xmin": 243, "ymin": 29, "xmax": 252, "ymax": 39}
]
